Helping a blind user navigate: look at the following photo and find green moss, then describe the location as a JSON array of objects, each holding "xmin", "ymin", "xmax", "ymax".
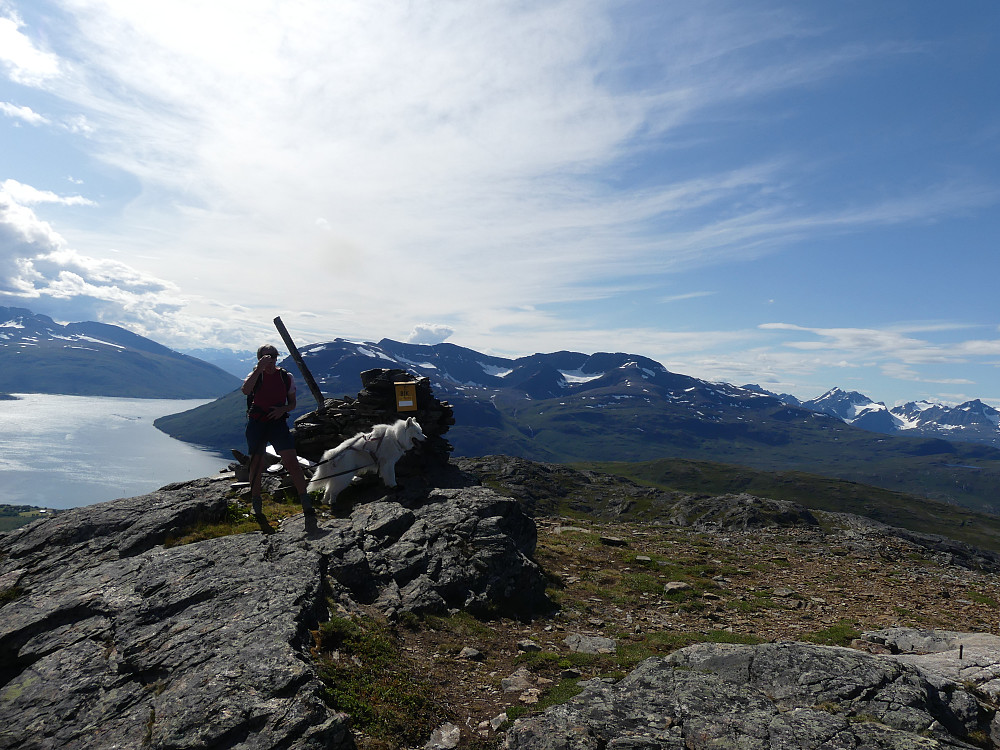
[
  {"xmin": 0, "ymin": 586, "xmax": 25, "ymax": 606},
  {"xmin": 617, "ymin": 629, "xmax": 763, "ymax": 667},
  {"xmin": 801, "ymin": 620, "xmax": 861, "ymax": 647},
  {"xmin": 966, "ymin": 591, "xmax": 998, "ymax": 607},
  {"xmin": 316, "ymin": 615, "xmax": 449, "ymax": 748},
  {"xmin": 726, "ymin": 595, "xmax": 781, "ymax": 613},
  {"xmin": 505, "ymin": 677, "xmax": 586, "ymax": 722},
  {"xmin": 516, "ymin": 649, "xmax": 608, "ymax": 673},
  {"xmin": 1, "ymin": 674, "xmax": 38, "ymax": 701}
]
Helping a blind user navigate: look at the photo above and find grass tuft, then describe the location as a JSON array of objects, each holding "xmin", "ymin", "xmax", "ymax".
[{"xmin": 163, "ymin": 494, "xmax": 306, "ymax": 546}]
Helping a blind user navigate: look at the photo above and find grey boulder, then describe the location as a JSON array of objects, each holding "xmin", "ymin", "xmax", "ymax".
[{"xmin": 507, "ymin": 640, "xmax": 991, "ymax": 749}]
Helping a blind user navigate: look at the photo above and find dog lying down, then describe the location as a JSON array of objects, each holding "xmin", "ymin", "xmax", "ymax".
[{"xmin": 307, "ymin": 417, "xmax": 426, "ymax": 504}]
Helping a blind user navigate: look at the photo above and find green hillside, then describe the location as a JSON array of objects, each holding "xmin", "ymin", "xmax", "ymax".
[
  {"xmin": 462, "ymin": 394, "xmax": 1000, "ymax": 514},
  {"xmin": 0, "ymin": 505, "xmax": 61, "ymax": 532},
  {"xmin": 583, "ymin": 457, "xmax": 1000, "ymax": 554}
]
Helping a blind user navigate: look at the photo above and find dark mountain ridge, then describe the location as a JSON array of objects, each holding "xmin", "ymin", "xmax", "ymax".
[{"xmin": 0, "ymin": 306, "xmax": 240, "ymax": 398}]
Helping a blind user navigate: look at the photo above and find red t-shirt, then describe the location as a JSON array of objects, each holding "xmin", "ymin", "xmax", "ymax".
[{"xmin": 250, "ymin": 369, "xmax": 296, "ymax": 411}]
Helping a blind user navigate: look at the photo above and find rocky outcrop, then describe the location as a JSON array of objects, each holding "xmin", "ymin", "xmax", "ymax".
[
  {"xmin": 311, "ymin": 485, "xmax": 546, "ymax": 618},
  {"xmin": 662, "ymin": 492, "xmax": 819, "ymax": 530},
  {"xmin": 457, "ymin": 458, "xmax": 819, "ymax": 530},
  {"xmin": 453, "ymin": 456, "xmax": 678, "ymax": 519},
  {"xmin": 459, "ymin": 457, "xmax": 1000, "ymax": 573},
  {"xmin": 0, "ymin": 469, "xmax": 544, "ymax": 749},
  {"xmin": 507, "ymin": 640, "xmax": 994, "ymax": 749},
  {"xmin": 860, "ymin": 627, "xmax": 1000, "ymax": 706}
]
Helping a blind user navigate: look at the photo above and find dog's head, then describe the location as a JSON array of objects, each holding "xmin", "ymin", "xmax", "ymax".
[{"xmin": 402, "ymin": 417, "xmax": 426, "ymax": 448}]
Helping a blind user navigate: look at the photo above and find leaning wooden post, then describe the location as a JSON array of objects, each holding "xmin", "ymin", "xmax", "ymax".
[{"xmin": 272, "ymin": 316, "xmax": 325, "ymax": 410}]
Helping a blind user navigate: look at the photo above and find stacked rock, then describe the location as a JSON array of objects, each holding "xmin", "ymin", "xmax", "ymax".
[{"xmin": 293, "ymin": 368, "xmax": 454, "ymax": 475}]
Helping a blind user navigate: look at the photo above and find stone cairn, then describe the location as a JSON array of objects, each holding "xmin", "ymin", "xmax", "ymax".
[{"xmin": 293, "ymin": 367, "xmax": 455, "ymax": 477}]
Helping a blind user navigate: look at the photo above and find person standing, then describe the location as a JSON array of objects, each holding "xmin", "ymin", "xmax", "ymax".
[{"xmin": 241, "ymin": 344, "xmax": 313, "ymax": 515}]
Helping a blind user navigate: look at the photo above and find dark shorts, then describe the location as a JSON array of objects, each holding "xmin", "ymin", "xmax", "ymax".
[{"xmin": 245, "ymin": 417, "xmax": 296, "ymax": 455}]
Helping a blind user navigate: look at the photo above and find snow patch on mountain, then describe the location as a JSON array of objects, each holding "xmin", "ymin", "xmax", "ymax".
[
  {"xmin": 77, "ymin": 335, "xmax": 126, "ymax": 350},
  {"xmin": 356, "ymin": 346, "xmax": 395, "ymax": 362},
  {"xmin": 395, "ymin": 355, "xmax": 437, "ymax": 370},
  {"xmin": 559, "ymin": 370, "xmax": 603, "ymax": 385},
  {"xmin": 480, "ymin": 363, "xmax": 513, "ymax": 378}
]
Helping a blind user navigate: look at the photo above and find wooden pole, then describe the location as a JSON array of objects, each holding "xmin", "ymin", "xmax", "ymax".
[{"xmin": 272, "ymin": 316, "xmax": 326, "ymax": 409}]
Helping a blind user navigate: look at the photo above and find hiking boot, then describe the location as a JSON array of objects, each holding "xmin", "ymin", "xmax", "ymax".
[
  {"xmin": 300, "ymin": 494, "xmax": 315, "ymax": 516},
  {"xmin": 252, "ymin": 497, "xmax": 263, "ymax": 516}
]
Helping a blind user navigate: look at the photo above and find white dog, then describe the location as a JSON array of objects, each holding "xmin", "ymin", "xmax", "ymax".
[{"xmin": 307, "ymin": 417, "xmax": 426, "ymax": 504}]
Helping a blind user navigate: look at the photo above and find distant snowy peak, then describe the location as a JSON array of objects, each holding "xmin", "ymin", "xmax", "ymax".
[
  {"xmin": 796, "ymin": 387, "xmax": 899, "ymax": 434},
  {"xmin": 891, "ymin": 399, "xmax": 1000, "ymax": 430},
  {"xmin": 742, "ymin": 384, "xmax": 802, "ymax": 406},
  {"xmin": 950, "ymin": 399, "xmax": 1000, "ymax": 425},
  {"xmin": 891, "ymin": 400, "xmax": 948, "ymax": 429},
  {"xmin": 0, "ymin": 305, "xmax": 237, "ymax": 397},
  {"xmin": 293, "ymin": 338, "xmax": 1000, "ymax": 448},
  {"xmin": 802, "ymin": 388, "xmax": 887, "ymax": 421},
  {"xmin": 793, "ymin": 388, "xmax": 1000, "ymax": 445}
]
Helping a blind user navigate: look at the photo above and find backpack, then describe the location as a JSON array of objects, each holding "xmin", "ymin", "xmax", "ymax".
[{"xmin": 247, "ymin": 367, "xmax": 291, "ymax": 417}]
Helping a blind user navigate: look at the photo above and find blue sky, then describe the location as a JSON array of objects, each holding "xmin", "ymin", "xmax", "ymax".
[{"xmin": 1, "ymin": 1, "xmax": 998, "ymax": 407}]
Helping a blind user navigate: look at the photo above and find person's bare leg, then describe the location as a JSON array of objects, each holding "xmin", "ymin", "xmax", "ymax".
[
  {"xmin": 280, "ymin": 450, "xmax": 312, "ymax": 513},
  {"xmin": 249, "ymin": 451, "xmax": 266, "ymax": 514}
]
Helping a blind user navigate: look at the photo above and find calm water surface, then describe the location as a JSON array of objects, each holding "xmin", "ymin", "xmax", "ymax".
[{"xmin": 0, "ymin": 394, "xmax": 230, "ymax": 509}]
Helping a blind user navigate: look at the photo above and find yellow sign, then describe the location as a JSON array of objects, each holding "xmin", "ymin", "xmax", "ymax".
[{"xmin": 394, "ymin": 382, "xmax": 417, "ymax": 412}]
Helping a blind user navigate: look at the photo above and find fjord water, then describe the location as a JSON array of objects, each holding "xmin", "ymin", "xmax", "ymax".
[{"xmin": 0, "ymin": 394, "xmax": 230, "ymax": 509}]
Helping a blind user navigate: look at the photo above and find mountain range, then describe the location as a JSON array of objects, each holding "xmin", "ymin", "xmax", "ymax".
[
  {"xmin": 793, "ymin": 386, "xmax": 1000, "ymax": 444},
  {"xmin": 0, "ymin": 306, "xmax": 239, "ymax": 398},
  {"xmin": 172, "ymin": 341, "xmax": 1000, "ymax": 450},
  {"xmin": 5, "ymin": 304, "xmax": 1000, "ymax": 513},
  {"xmin": 154, "ymin": 337, "xmax": 1000, "ymax": 514}
]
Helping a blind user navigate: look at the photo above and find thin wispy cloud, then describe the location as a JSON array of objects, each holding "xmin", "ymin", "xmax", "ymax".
[{"xmin": 659, "ymin": 291, "xmax": 716, "ymax": 303}]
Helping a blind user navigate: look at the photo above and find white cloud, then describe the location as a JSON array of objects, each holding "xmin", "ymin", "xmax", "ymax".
[
  {"xmin": 1, "ymin": 179, "xmax": 96, "ymax": 207},
  {"xmin": 0, "ymin": 189, "xmax": 64, "ymax": 290},
  {"xmin": 0, "ymin": 100, "xmax": 48, "ymax": 125},
  {"xmin": 61, "ymin": 115, "xmax": 94, "ymax": 135},
  {"xmin": 0, "ymin": 181, "xmax": 251, "ymax": 346},
  {"xmin": 26, "ymin": 0, "xmax": 959, "ymax": 303},
  {"xmin": 659, "ymin": 291, "xmax": 715, "ymax": 303},
  {"xmin": 0, "ymin": 7, "xmax": 60, "ymax": 85},
  {"xmin": 406, "ymin": 324, "xmax": 455, "ymax": 346},
  {"xmin": 879, "ymin": 362, "xmax": 974, "ymax": 386},
  {"xmin": 756, "ymin": 322, "xmax": 1000, "ymax": 384}
]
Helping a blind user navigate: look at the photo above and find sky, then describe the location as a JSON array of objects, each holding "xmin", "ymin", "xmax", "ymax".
[{"xmin": 1, "ymin": 0, "xmax": 999, "ymax": 407}]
